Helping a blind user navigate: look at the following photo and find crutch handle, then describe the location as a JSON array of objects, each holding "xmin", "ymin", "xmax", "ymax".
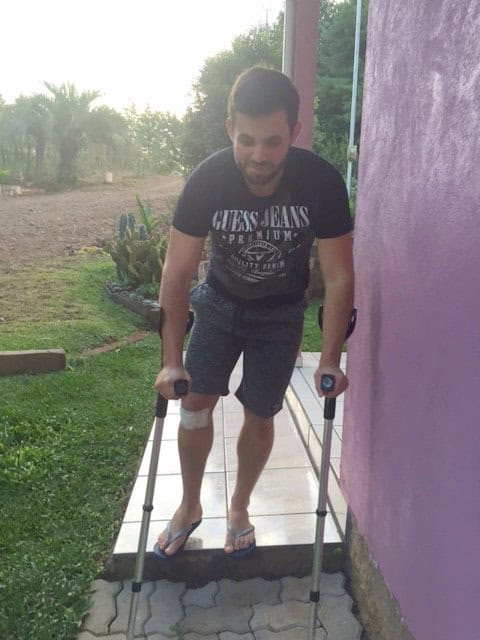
[
  {"xmin": 155, "ymin": 380, "xmax": 189, "ymax": 417},
  {"xmin": 320, "ymin": 375, "xmax": 336, "ymax": 420},
  {"xmin": 174, "ymin": 379, "xmax": 189, "ymax": 396},
  {"xmin": 324, "ymin": 397, "xmax": 336, "ymax": 420}
]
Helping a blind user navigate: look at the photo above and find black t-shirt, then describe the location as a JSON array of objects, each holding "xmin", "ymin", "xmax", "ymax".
[{"xmin": 173, "ymin": 146, "xmax": 352, "ymax": 303}]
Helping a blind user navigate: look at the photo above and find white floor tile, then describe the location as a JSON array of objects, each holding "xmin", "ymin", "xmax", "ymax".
[
  {"xmin": 123, "ymin": 473, "xmax": 226, "ymax": 523},
  {"xmin": 114, "ymin": 352, "xmax": 347, "ymax": 557}
]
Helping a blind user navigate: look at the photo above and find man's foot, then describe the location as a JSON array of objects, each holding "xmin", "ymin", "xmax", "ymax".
[
  {"xmin": 155, "ymin": 506, "xmax": 202, "ymax": 557},
  {"xmin": 225, "ymin": 508, "xmax": 256, "ymax": 557}
]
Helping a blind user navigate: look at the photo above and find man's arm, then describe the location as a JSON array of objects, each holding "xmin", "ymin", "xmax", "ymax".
[
  {"xmin": 154, "ymin": 227, "xmax": 206, "ymax": 397},
  {"xmin": 315, "ymin": 232, "xmax": 354, "ymax": 397}
]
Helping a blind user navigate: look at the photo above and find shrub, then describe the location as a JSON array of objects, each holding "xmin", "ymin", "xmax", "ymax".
[{"xmin": 106, "ymin": 196, "xmax": 168, "ymax": 288}]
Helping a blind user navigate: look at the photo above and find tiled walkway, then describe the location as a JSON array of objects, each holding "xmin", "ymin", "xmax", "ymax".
[
  {"xmin": 286, "ymin": 352, "xmax": 348, "ymax": 538},
  {"xmin": 78, "ymin": 353, "xmax": 362, "ymax": 639},
  {"xmin": 114, "ymin": 353, "xmax": 346, "ymax": 559}
]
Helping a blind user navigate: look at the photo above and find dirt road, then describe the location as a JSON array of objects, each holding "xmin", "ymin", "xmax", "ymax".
[{"xmin": 0, "ymin": 175, "xmax": 183, "ymax": 268}]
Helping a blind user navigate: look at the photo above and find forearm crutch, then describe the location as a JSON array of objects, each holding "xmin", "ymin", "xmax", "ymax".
[
  {"xmin": 126, "ymin": 309, "xmax": 193, "ymax": 640},
  {"xmin": 307, "ymin": 307, "xmax": 356, "ymax": 640}
]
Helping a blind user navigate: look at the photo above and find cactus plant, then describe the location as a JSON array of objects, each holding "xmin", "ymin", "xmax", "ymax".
[
  {"xmin": 135, "ymin": 194, "xmax": 163, "ymax": 236},
  {"xmin": 107, "ymin": 203, "xmax": 169, "ymax": 288},
  {"xmin": 118, "ymin": 213, "xmax": 128, "ymax": 240}
]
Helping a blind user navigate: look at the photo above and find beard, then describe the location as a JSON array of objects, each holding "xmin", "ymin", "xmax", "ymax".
[{"xmin": 237, "ymin": 159, "xmax": 285, "ymax": 188}]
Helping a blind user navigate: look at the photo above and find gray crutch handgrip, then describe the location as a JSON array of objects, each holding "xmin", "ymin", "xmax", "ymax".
[
  {"xmin": 155, "ymin": 379, "xmax": 189, "ymax": 417},
  {"xmin": 320, "ymin": 374, "xmax": 336, "ymax": 420}
]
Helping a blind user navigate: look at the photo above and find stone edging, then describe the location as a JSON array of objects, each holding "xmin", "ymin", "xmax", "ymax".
[
  {"xmin": 104, "ymin": 283, "xmax": 160, "ymax": 331},
  {"xmin": 0, "ymin": 349, "xmax": 66, "ymax": 376}
]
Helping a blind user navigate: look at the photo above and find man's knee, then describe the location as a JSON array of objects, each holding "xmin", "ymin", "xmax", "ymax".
[
  {"xmin": 180, "ymin": 407, "xmax": 211, "ymax": 430},
  {"xmin": 180, "ymin": 393, "xmax": 218, "ymax": 430}
]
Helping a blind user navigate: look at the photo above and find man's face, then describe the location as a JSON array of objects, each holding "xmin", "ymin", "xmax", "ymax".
[{"xmin": 226, "ymin": 109, "xmax": 300, "ymax": 196}]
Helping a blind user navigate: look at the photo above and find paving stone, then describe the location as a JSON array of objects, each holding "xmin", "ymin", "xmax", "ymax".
[
  {"xmin": 90, "ymin": 578, "xmax": 120, "ymax": 592},
  {"xmin": 216, "ymin": 578, "xmax": 281, "ymax": 607},
  {"xmin": 219, "ymin": 633, "xmax": 255, "ymax": 639},
  {"xmin": 81, "ymin": 579, "xmax": 122, "ymax": 635},
  {"xmin": 183, "ymin": 581, "xmax": 218, "ymax": 608},
  {"xmin": 182, "ymin": 604, "xmax": 252, "ymax": 635},
  {"xmin": 110, "ymin": 580, "xmax": 155, "ymax": 636},
  {"xmin": 254, "ymin": 628, "xmax": 326, "ymax": 640},
  {"xmin": 281, "ymin": 573, "xmax": 346, "ymax": 602},
  {"xmin": 144, "ymin": 581, "xmax": 185, "ymax": 636},
  {"xmin": 183, "ymin": 634, "xmax": 218, "ymax": 640},
  {"xmin": 319, "ymin": 572, "xmax": 346, "ymax": 596},
  {"xmin": 279, "ymin": 576, "xmax": 310, "ymax": 603},
  {"xmin": 318, "ymin": 594, "xmax": 362, "ymax": 640},
  {"xmin": 250, "ymin": 600, "xmax": 309, "ymax": 631}
]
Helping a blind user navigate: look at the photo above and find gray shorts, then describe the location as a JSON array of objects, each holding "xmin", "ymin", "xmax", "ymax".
[{"xmin": 185, "ymin": 283, "xmax": 306, "ymax": 418}]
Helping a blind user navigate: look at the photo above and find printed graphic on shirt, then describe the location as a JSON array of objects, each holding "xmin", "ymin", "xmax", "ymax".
[{"xmin": 212, "ymin": 204, "xmax": 311, "ymax": 283}]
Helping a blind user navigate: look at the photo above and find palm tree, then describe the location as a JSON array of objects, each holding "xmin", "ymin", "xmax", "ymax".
[
  {"xmin": 44, "ymin": 82, "xmax": 101, "ymax": 184},
  {"xmin": 0, "ymin": 103, "xmax": 21, "ymax": 173},
  {"xmin": 13, "ymin": 94, "xmax": 51, "ymax": 182}
]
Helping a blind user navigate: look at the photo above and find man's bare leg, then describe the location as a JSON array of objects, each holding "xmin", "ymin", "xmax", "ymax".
[
  {"xmin": 225, "ymin": 409, "xmax": 274, "ymax": 554},
  {"xmin": 156, "ymin": 393, "xmax": 219, "ymax": 556}
]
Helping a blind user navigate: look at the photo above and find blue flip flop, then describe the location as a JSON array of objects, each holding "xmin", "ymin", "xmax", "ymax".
[
  {"xmin": 226, "ymin": 525, "xmax": 256, "ymax": 558},
  {"xmin": 153, "ymin": 519, "xmax": 202, "ymax": 559}
]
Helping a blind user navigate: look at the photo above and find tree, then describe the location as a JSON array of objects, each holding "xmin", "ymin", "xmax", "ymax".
[
  {"xmin": 44, "ymin": 82, "xmax": 101, "ymax": 184},
  {"xmin": 126, "ymin": 107, "xmax": 183, "ymax": 173},
  {"xmin": 85, "ymin": 105, "xmax": 127, "ymax": 147},
  {"xmin": 314, "ymin": 0, "xmax": 368, "ymax": 170},
  {"xmin": 12, "ymin": 94, "xmax": 51, "ymax": 181},
  {"xmin": 83, "ymin": 105, "xmax": 128, "ymax": 174},
  {"xmin": 0, "ymin": 104, "xmax": 18, "ymax": 172}
]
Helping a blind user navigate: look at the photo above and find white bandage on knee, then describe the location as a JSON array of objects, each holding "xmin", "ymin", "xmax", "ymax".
[{"xmin": 180, "ymin": 407, "xmax": 210, "ymax": 430}]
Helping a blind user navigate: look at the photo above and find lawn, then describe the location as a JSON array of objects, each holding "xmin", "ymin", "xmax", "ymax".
[
  {"xmin": 0, "ymin": 253, "xmax": 161, "ymax": 639},
  {"xmin": 0, "ymin": 250, "xmax": 146, "ymax": 353},
  {"xmin": 0, "ymin": 252, "xmax": 323, "ymax": 639}
]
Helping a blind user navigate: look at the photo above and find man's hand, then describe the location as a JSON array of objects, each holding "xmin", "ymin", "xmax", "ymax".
[
  {"xmin": 154, "ymin": 365, "xmax": 191, "ymax": 399},
  {"xmin": 314, "ymin": 364, "xmax": 349, "ymax": 398}
]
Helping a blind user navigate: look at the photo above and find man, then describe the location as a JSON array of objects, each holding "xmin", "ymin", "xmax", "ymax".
[{"xmin": 154, "ymin": 66, "xmax": 354, "ymax": 558}]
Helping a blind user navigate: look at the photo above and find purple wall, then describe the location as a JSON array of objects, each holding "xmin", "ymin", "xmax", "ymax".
[{"xmin": 342, "ymin": 2, "xmax": 480, "ymax": 639}]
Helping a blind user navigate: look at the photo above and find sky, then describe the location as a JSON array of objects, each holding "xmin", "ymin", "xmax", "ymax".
[{"xmin": 1, "ymin": 0, "xmax": 285, "ymax": 117}]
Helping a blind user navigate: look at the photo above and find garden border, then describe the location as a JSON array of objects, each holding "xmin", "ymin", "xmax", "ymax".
[{"xmin": 104, "ymin": 283, "xmax": 160, "ymax": 330}]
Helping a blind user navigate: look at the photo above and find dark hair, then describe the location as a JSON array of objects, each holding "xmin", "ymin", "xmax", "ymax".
[{"xmin": 228, "ymin": 66, "xmax": 300, "ymax": 130}]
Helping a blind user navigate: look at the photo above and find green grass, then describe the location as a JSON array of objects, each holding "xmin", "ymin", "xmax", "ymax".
[
  {"xmin": 0, "ymin": 339, "xmax": 163, "ymax": 639},
  {"xmin": 302, "ymin": 300, "xmax": 323, "ymax": 352},
  {"xmin": 0, "ymin": 252, "xmax": 146, "ymax": 354},
  {"xmin": 0, "ymin": 252, "xmax": 324, "ymax": 639},
  {"xmin": 0, "ymin": 253, "xmax": 161, "ymax": 639}
]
